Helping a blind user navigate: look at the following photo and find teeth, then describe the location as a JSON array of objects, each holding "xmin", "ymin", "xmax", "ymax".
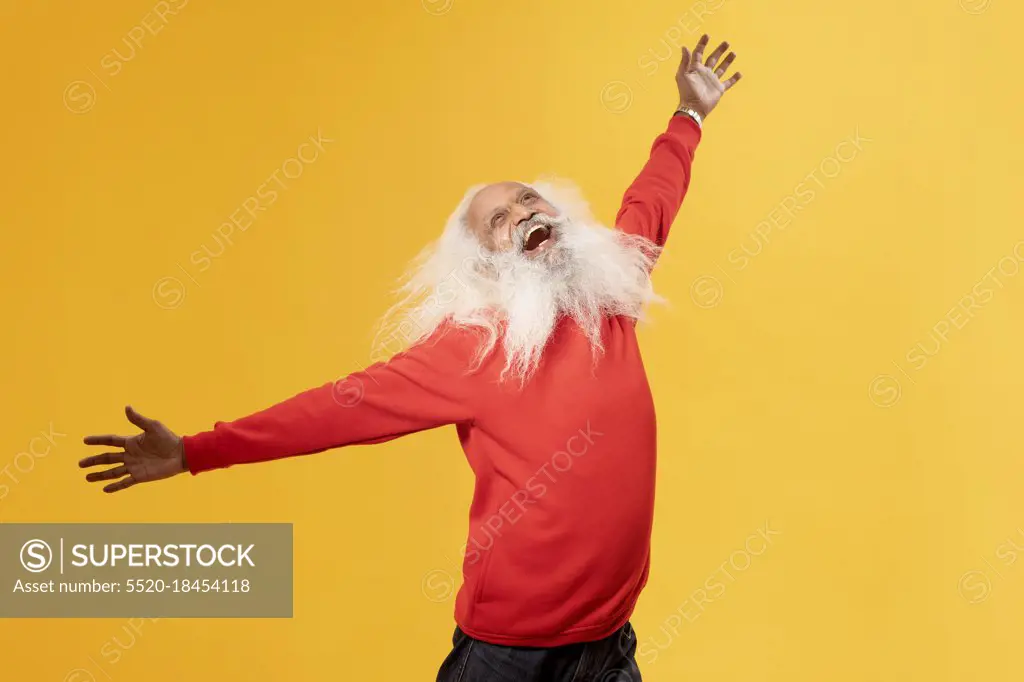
[{"xmin": 522, "ymin": 223, "xmax": 551, "ymax": 251}]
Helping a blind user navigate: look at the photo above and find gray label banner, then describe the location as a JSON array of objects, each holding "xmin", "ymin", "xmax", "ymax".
[{"xmin": 0, "ymin": 524, "xmax": 292, "ymax": 617}]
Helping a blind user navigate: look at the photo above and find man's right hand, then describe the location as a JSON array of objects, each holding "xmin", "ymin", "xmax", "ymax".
[
  {"xmin": 676, "ymin": 34, "xmax": 742, "ymax": 120},
  {"xmin": 80, "ymin": 406, "xmax": 187, "ymax": 493}
]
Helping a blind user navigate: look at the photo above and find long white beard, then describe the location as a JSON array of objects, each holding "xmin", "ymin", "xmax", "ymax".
[{"xmin": 374, "ymin": 180, "xmax": 664, "ymax": 382}]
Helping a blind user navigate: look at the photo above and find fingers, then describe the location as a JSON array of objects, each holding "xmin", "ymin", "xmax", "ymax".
[
  {"xmin": 125, "ymin": 405, "xmax": 159, "ymax": 432},
  {"xmin": 104, "ymin": 476, "xmax": 138, "ymax": 494},
  {"xmin": 714, "ymin": 52, "xmax": 736, "ymax": 78},
  {"xmin": 723, "ymin": 71, "xmax": 743, "ymax": 90},
  {"xmin": 83, "ymin": 434, "xmax": 127, "ymax": 448},
  {"xmin": 705, "ymin": 40, "xmax": 729, "ymax": 70},
  {"xmin": 678, "ymin": 46, "xmax": 691, "ymax": 73},
  {"xmin": 83, "ymin": 407, "xmax": 156, "ymax": 450},
  {"xmin": 86, "ymin": 465, "xmax": 128, "ymax": 482},
  {"xmin": 79, "ymin": 452, "xmax": 125, "ymax": 468},
  {"xmin": 691, "ymin": 34, "xmax": 709, "ymax": 69}
]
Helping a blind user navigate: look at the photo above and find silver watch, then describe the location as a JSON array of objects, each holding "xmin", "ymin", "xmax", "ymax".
[{"xmin": 674, "ymin": 107, "xmax": 703, "ymax": 129}]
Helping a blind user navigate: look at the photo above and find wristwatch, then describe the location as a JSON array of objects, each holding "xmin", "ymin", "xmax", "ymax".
[{"xmin": 674, "ymin": 107, "xmax": 703, "ymax": 129}]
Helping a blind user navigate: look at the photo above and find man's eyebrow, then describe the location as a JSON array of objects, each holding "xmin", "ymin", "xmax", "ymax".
[
  {"xmin": 482, "ymin": 187, "xmax": 533, "ymax": 226},
  {"xmin": 485, "ymin": 205, "xmax": 504, "ymax": 225}
]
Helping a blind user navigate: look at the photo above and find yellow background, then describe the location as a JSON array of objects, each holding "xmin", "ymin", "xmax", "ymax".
[{"xmin": 1, "ymin": 0, "xmax": 1022, "ymax": 679}]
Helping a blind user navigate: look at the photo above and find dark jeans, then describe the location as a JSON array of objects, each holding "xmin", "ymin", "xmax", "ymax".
[{"xmin": 436, "ymin": 622, "xmax": 641, "ymax": 682}]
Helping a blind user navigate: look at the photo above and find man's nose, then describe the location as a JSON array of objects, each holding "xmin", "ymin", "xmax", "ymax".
[{"xmin": 511, "ymin": 206, "xmax": 537, "ymax": 227}]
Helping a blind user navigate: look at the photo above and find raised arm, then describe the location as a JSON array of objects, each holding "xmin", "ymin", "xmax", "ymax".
[
  {"xmin": 80, "ymin": 325, "xmax": 479, "ymax": 491},
  {"xmin": 615, "ymin": 115, "xmax": 702, "ymax": 247},
  {"xmin": 615, "ymin": 33, "xmax": 743, "ymax": 248}
]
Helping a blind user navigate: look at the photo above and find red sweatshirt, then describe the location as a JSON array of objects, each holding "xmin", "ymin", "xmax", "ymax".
[{"xmin": 183, "ymin": 115, "xmax": 701, "ymax": 647}]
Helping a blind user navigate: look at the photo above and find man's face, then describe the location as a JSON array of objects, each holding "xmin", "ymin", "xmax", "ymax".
[{"xmin": 465, "ymin": 182, "xmax": 561, "ymax": 257}]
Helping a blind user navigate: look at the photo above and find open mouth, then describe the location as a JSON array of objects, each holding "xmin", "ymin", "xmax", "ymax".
[{"xmin": 523, "ymin": 224, "xmax": 553, "ymax": 253}]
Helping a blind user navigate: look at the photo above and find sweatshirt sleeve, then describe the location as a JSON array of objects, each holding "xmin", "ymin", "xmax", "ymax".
[
  {"xmin": 181, "ymin": 325, "xmax": 479, "ymax": 474},
  {"xmin": 615, "ymin": 114, "xmax": 703, "ymax": 249}
]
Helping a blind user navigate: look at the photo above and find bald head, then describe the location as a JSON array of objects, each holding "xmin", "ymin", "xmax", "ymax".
[{"xmin": 464, "ymin": 182, "xmax": 560, "ymax": 254}]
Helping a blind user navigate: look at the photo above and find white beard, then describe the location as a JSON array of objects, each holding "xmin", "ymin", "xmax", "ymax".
[{"xmin": 374, "ymin": 179, "xmax": 664, "ymax": 382}]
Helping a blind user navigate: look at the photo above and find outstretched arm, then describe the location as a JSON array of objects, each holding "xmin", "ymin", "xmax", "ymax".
[
  {"xmin": 616, "ymin": 34, "xmax": 742, "ymax": 248},
  {"xmin": 80, "ymin": 325, "xmax": 479, "ymax": 492}
]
